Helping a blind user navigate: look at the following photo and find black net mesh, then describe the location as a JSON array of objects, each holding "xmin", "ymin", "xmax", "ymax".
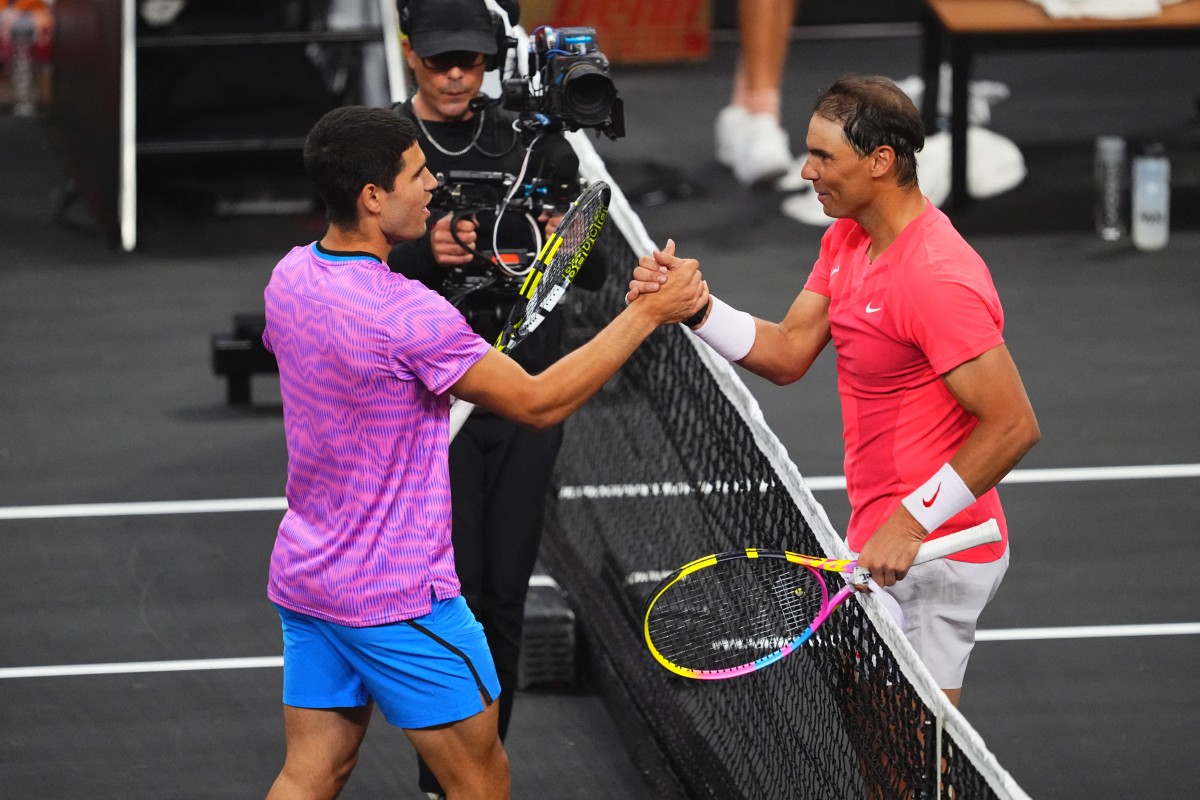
[{"xmin": 541, "ymin": 222, "xmax": 1010, "ymax": 800}]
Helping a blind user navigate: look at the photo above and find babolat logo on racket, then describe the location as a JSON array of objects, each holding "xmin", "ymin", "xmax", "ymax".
[{"xmin": 564, "ymin": 204, "xmax": 608, "ymax": 282}]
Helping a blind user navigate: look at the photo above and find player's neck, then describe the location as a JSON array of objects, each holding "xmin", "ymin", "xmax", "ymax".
[
  {"xmin": 320, "ymin": 224, "xmax": 388, "ymax": 263},
  {"xmin": 860, "ymin": 190, "xmax": 928, "ymax": 262}
]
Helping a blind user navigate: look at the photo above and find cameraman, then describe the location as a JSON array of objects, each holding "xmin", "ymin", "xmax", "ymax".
[{"xmin": 388, "ymin": 2, "xmax": 607, "ymax": 796}]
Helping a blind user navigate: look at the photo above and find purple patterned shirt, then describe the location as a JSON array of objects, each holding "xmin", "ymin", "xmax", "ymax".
[{"xmin": 263, "ymin": 243, "xmax": 491, "ymax": 626}]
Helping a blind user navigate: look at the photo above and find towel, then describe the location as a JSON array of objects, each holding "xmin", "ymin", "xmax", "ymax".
[{"xmin": 1031, "ymin": 0, "xmax": 1172, "ymax": 20}]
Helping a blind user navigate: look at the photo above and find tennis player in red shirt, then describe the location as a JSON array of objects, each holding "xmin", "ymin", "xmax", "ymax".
[{"xmin": 629, "ymin": 74, "xmax": 1039, "ymax": 707}]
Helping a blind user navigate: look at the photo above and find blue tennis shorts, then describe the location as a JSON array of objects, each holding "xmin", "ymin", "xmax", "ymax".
[{"xmin": 275, "ymin": 595, "xmax": 501, "ymax": 729}]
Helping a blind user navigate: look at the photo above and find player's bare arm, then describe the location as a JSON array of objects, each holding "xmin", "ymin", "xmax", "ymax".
[
  {"xmin": 736, "ymin": 289, "xmax": 832, "ymax": 384},
  {"xmin": 451, "ymin": 261, "xmax": 708, "ymax": 429},
  {"xmin": 941, "ymin": 344, "xmax": 1041, "ymax": 494},
  {"xmin": 858, "ymin": 344, "xmax": 1040, "ymax": 586},
  {"xmin": 627, "ymin": 251, "xmax": 832, "ymax": 381}
]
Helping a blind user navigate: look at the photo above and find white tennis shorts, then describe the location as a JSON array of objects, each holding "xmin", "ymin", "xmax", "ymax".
[{"xmin": 880, "ymin": 546, "xmax": 1009, "ymax": 690}]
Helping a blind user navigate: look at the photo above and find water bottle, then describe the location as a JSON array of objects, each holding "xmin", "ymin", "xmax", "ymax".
[
  {"xmin": 1131, "ymin": 146, "xmax": 1170, "ymax": 252},
  {"xmin": 10, "ymin": 12, "xmax": 37, "ymax": 118},
  {"xmin": 1093, "ymin": 136, "xmax": 1127, "ymax": 242}
]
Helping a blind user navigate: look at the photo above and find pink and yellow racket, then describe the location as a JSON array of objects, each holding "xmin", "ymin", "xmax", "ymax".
[{"xmin": 643, "ymin": 519, "xmax": 1001, "ymax": 680}]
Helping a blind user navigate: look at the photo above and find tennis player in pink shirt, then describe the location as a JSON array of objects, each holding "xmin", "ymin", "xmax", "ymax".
[
  {"xmin": 629, "ymin": 74, "xmax": 1039, "ymax": 708},
  {"xmin": 263, "ymin": 106, "xmax": 707, "ymax": 800}
]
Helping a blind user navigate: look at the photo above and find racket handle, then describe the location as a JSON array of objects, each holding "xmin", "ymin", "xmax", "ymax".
[
  {"xmin": 911, "ymin": 518, "xmax": 1001, "ymax": 564},
  {"xmin": 447, "ymin": 397, "xmax": 476, "ymax": 442}
]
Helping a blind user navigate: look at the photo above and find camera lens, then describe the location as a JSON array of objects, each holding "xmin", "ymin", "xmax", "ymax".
[{"xmin": 561, "ymin": 63, "xmax": 616, "ymax": 127}]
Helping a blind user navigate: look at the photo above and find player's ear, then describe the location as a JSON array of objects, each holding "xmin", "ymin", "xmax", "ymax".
[
  {"xmin": 869, "ymin": 146, "xmax": 896, "ymax": 178},
  {"xmin": 400, "ymin": 37, "xmax": 419, "ymax": 70},
  {"xmin": 360, "ymin": 183, "xmax": 383, "ymax": 215}
]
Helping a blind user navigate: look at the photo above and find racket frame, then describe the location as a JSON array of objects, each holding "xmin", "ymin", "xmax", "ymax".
[
  {"xmin": 643, "ymin": 519, "xmax": 1001, "ymax": 680},
  {"xmin": 446, "ymin": 180, "xmax": 610, "ymax": 440},
  {"xmin": 494, "ymin": 180, "xmax": 610, "ymax": 353}
]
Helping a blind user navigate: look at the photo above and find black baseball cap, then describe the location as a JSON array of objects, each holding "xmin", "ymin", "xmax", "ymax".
[{"xmin": 405, "ymin": 0, "xmax": 497, "ymax": 58}]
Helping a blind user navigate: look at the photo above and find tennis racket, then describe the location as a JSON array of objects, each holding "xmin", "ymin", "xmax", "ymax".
[
  {"xmin": 644, "ymin": 519, "xmax": 1001, "ymax": 680},
  {"xmin": 447, "ymin": 180, "xmax": 611, "ymax": 440}
]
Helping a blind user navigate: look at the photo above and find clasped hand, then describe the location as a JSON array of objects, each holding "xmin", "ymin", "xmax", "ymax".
[{"xmin": 625, "ymin": 239, "xmax": 709, "ymax": 325}]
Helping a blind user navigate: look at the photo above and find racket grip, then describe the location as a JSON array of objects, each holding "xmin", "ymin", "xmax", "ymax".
[
  {"xmin": 911, "ymin": 518, "xmax": 1001, "ymax": 564},
  {"xmin": 447, "ymin": 398, "xmax": 476, "ymax": 442}
]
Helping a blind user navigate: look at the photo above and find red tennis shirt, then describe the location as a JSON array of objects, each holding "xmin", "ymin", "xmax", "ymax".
[{"xmin": 804, "ymin": 202, "xmax": 1008, "ymax": 562}]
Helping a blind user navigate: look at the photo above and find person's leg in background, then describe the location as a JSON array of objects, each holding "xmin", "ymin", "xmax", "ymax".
[
  {"xmin": 476, "ymin": 420, "xmax": 563, "ymax": 739},
  {"xmin": 715, "ymin": 0, "xmax": 801, "ymax": 186}
]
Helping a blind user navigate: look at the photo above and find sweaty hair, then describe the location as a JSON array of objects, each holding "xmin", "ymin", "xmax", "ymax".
[
  {"xmin": 303, "ymin": 106, "xmax": 420, "ymax": 228},
  {"xmin": 812, "ymin": 75, "xmax": 924, "ymax": 188}
]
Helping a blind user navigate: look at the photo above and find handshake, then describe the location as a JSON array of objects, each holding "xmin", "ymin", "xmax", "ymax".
[{"xmin": 624, "ymin": 239, "xmax": 711, "ymax": 329}]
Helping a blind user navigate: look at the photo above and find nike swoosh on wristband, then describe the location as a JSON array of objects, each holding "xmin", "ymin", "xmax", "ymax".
[
  {"xmin": 922, "ymin": 483, "xmax": 942, "ymax": 507},
  {"xmin": 866, "ymin": 303, "xmax": 882, "ymax": 313}
]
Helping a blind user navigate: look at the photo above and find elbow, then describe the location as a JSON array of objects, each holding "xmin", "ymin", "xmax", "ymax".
[
  {"xmin": 1023, "ymin": 416, "xmax": 1042, "ymax": 454},
  {"xmin": 520, "ymin": 412, "xmax": 562, "ymax": 432},
  {"xmin": 1011, "ymin": 412, "xmax": 1041, "ymax": 461},
  {"xmin": 755, "ymin": 362, "xmax": 807, "ymax": 387},
  {"xmin": 507, "ymin": 395, "xmax": 570, "ymax": 431}
]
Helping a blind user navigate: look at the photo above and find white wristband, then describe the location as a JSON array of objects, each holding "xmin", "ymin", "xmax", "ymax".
[
  {"xmin": 691, "ymin": 296, "xmax": 756, "ymax": 362},
  {"xmin": 901, "ymin": 462, "xmax": 975, "ymax": 534}
]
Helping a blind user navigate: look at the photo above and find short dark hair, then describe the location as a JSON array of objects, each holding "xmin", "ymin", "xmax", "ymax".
[
  {"xmin": 812, "ymin": 75, "xmax": 924, "ymax": 188},
  {"xmin": 303, "ymin": 106, "xmax": 420, "ymax": 228}
]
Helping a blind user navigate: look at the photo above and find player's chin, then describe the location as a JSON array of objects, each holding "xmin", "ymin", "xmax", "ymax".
[{"xmin": 817, "ymin": 196, "xmax": 847, "ymax": 219}]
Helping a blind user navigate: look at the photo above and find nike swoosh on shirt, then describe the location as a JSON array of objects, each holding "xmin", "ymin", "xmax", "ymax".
[
  {"xmin": 866, "ymin": 303, "xmax": 883, "ymax": 314},
  {"xmin": 922, "ymin": 483, "xmax": 942, "ymax": 507}
]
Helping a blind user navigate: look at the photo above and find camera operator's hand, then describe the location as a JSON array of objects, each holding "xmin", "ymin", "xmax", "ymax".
[
  {"xmin": 430, "ymin": 213, "xmax": 478, "ymax": 267},
  {"xmin": 542, "ymin": 213, "xmax": 563, "ymax": 239}
]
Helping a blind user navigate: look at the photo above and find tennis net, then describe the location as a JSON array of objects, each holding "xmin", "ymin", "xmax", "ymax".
[{"xmin": 538, "ymin": 132, "xmax": 1031, "ymax": 800}]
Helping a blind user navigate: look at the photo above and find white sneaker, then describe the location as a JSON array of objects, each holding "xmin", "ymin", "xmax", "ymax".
[
  {"xmin": 715, "ymin": 106, "xmax": 794, "ymax": 186},
  {"xmin": 737, "ymin": 113, "xmax": 793, "ymax": 186},
  {"xmin": 714, "ymin": 105, "xmax": 749, "ymax": 167}
]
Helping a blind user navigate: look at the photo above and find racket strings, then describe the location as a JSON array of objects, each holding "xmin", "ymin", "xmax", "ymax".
[
  {"xmin": 527, "ymin": 188, "xmax": 607, "ymax": 309},
  {"xmin": 647, "ymin": 558, "xmax": 827, "ymax": 673}
]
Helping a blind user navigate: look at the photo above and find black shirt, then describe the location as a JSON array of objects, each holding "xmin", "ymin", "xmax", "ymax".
[{"xmin": 387, "ymin": 100, "xmax": 606, "ymax": 375}]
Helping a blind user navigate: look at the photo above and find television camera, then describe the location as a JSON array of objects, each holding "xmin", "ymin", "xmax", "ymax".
[
  {"xmin": 502, "ymin": 25, "xmax": 625, "ymax": 141},
  {"xmin": 429, "ymin": 26, "xmax": 620, "ymax": 311},
  {"xmin": 431, "ymin": 169, "xmax": 582, "ymax": 308}
]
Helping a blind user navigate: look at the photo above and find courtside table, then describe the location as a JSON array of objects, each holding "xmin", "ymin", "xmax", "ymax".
[{"xmin": 921, "ymin": 0, "xmax": 1200, "ymax": 208}]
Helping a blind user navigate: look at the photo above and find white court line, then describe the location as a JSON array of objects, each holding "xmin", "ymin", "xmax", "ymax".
[
  {"xmin": 0, "ymin": 656, "xmax": 282, "ymax": 680},
  {"xmin": 0, "ymin": 497, "xmax": 287, "ymax": 521},
  {"xmin": 976, "ymin": 622, "xmax": 1200, "ymax": 642},
  {"xmin": 3, "ymin": 622, "xmax": 1198, "ymax": 680},
  {"xmin": 3, "ymin": 464, "xmax": 1198, "ymax": 522}
]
